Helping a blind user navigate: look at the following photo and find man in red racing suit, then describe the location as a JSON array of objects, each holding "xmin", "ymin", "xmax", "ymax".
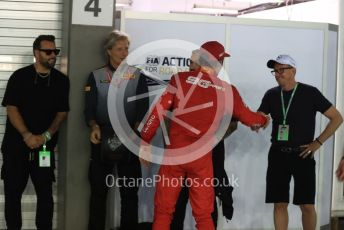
[{"xmin": 140, "ymin": 41, "xmax": 268, "ymax": 230}]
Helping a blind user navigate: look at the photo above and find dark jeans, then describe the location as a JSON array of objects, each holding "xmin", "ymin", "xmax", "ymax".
[
  {"xmin": 170, "ymin": 141, "xmax": 227, "ymax": 230},
  {"xmin": 88, "ymin": 143, "xmax": 141, "ymax": 230},
  {"xmin": 1, "ymin": 150, "xmax": 55, "ymax": 230}
]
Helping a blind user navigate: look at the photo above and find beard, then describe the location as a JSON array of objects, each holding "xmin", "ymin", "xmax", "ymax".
[{"xmin": 41, "ymin": 58, "xmax": 56, "ymax": 69}]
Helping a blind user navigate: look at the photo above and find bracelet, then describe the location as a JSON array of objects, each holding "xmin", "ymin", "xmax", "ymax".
[
  {"xmin": 315, "ymin": 138, "xmax": 323, "ymax": 145},
  {"xmin": 43, "ymin": 131, "xmax": 52, "ymax": 142}
]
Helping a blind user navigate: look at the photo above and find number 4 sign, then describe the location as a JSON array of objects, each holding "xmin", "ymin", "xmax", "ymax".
[{"xmin": 72, "ymin": 0, "xmax": 114, "ymax": 26}]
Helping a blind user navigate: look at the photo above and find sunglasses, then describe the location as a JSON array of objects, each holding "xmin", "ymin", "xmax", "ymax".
[
  {"xmin": 271, "ymin": 67, "xmax": 293, "ymax": 76},
  {"xmin": 38, "ymin": 48, "xmax": 60, "ymax": 55}
]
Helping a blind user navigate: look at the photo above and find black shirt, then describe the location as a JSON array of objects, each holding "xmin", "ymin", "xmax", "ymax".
[
  {"xmin": 1, "ymin": 64, "xmax": 70, "ymax": 152},
  {"xmin": 258, "ymin": 82, "xmax": 332, "ymax": 146}
]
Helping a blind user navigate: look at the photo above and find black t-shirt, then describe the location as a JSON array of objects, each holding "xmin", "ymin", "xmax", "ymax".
[
  {"xmin": 258, "ymin": 82, "xmax": 332, "ymax": 146},
  {"xmin": 1, "ymin": 64, "xmax": 70, "ymax": 152}
]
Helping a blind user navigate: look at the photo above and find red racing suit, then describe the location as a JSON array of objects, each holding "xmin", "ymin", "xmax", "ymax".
[{"xmin": 141, "ymin": 69, "xmax": 267, "ymax": 230}]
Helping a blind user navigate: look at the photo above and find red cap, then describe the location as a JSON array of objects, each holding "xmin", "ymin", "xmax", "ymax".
[{"xmin": 200, "ymin": 41, "xmax": 230, "ymax": 61}]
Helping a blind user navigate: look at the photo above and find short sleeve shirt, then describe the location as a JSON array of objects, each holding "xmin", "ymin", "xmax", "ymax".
[
  {"xmin": 1, "ymin": 64, "xmax": 70, "ymax": 152},
  {"xmin": 258, "ymin": 82, "xmax": 332, "ymax": 146}
]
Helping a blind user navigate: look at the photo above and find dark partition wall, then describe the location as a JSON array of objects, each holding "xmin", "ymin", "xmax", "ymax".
[{"xmin": 58, "ymin": 1, "xmax": 114, "ymax": 229}]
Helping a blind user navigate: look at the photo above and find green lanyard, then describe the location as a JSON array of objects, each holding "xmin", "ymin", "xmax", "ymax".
[{"xmin": 280, "ymin": 83, "xmax": 298, "ymax": 125}]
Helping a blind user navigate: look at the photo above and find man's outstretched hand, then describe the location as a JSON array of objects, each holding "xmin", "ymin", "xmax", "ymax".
[{"xmin": 251, "ymin": 112, "xmax": 270, "ymax": 133}]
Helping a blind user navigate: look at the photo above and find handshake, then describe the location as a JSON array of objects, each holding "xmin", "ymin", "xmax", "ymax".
[{"xmin": 251, "ymin": 112, "xmax": 270, "ymax": 132}]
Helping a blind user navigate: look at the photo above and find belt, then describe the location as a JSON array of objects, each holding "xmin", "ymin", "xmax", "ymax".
[{"xmin": 272, "ymin": 146, "xmax": 304, "ymax": 153}]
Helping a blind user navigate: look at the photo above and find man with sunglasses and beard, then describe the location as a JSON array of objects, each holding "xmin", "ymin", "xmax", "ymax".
[
  {"xmin": 1, "ymin": 35, "xmax": 69, "ymax": 230},
  {"xmin": 257, "ymin": 54, "xmax": 342, "ymax": 230}
]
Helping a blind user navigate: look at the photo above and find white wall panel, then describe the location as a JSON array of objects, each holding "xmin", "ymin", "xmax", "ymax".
[{"xmin": 121, "ymin": 11, "xmax": 337, "ymax": 230}]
